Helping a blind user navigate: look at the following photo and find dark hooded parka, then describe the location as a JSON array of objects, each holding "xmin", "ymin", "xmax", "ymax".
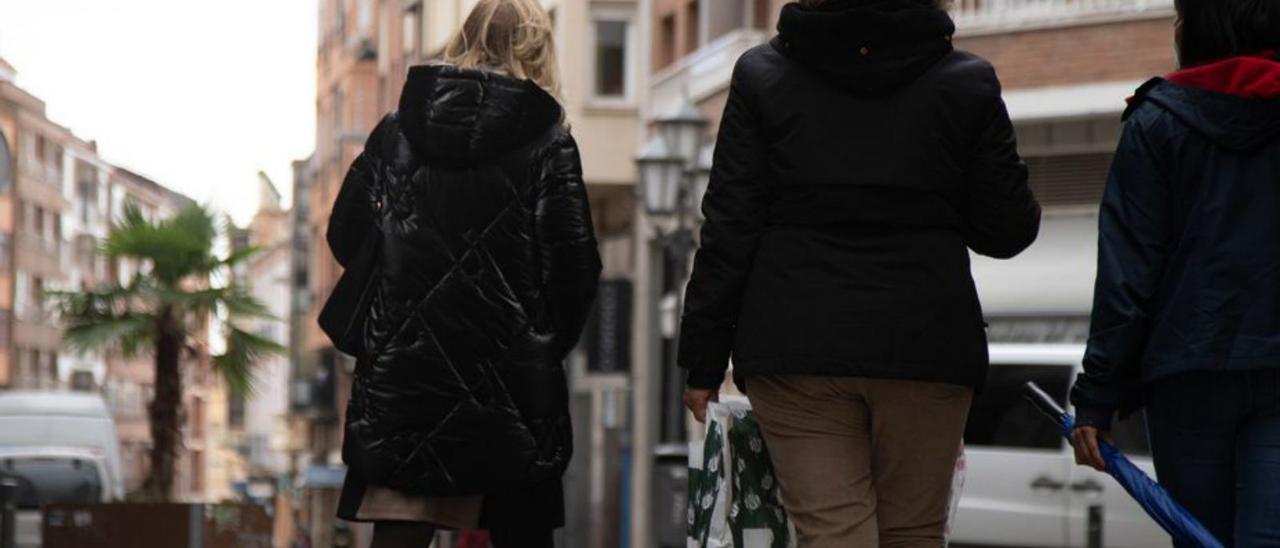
[
  {"xmin": 678, "ymin": 0, "xmax": 1041, "ymax": 391},
  {"xmin": 329, "ymin": 65, "xmax": 601, "ymax": 528},
  {"xmin": 1073, "ymin": 53, "xmax": 1280, "ymax": 428}
]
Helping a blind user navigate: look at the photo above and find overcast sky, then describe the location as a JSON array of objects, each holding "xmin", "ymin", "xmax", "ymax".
[{"xmin": 0, "ymin": 0, "xmax": 317, "ymax": 224}]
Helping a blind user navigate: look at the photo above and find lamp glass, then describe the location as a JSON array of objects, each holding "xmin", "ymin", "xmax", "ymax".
[{"xmin": 637, "ymin": 156, "xmax": 684, "ymax": 215}]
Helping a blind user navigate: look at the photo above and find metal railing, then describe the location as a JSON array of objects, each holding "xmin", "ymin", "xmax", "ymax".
[{"xmin": 952, "ymin": 0, "xmax": 1174, "ymax": 32}]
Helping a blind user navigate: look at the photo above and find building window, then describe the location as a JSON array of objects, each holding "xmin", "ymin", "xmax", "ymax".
[
  {"xmin": 658, "ymin": 14, "xmax": 677, "ymax": 70},
  {"xmin": 0, "ymin": 234, "xmax": 11, "ymax": 270},
  {"xmin": 31, "ymin": 276, "xmax": 44, "ymax": 319},
  {"xmin": 190, "ymin": 449, "xmax": 204, "ymax": 493},
  {"xmin": 357, "ymin": 0, "xmax": 372, "ymax": 35},
  {"xmin": 0, "ymin": 133, "xmax": 11, "ymax": 194},
  {"xmin": 403, "ymin": 6, "xmax": 421, "ymax": 58},
  {"xmin": 0, "ymin": 309, "xmax": 11, "ymax": 347},
  {"xmin": 684, "ymin": 0, "xmax": 701, "ymax": 56},
  {"xmin": 593, "ymin": 19, "xmax": 630, "ymax": 99},
  {"xmin": 964, "ymin": 364, "xmax": 1070, "ymax": 450},
  {"xmin": 708, "ymin": 0, "xmax": 748, "ymax": 41},
  {"xmin": 333, "ymin": 89, "xmax": 345, "ymax": 138},
  {"xmin": 333, "ymin": 0, "xmax": 346, "ymax": 40},
  {"xmin": 753, "ymin": 0, "xmax": 769, "ymax": 30},
  {"xmin": 30, "ymin": 349, "xmax": 41, "ymax": 386}
]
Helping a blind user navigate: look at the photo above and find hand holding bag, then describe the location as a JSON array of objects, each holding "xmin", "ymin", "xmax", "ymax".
[{"xmin": 688, "ymin": 399, "xmax": 795, "ymax": 548}]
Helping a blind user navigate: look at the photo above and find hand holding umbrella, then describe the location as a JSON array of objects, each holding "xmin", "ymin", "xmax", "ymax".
[{"xmin": 1023, "ymin": 382, "xmax": 1224, "ymax": 548}]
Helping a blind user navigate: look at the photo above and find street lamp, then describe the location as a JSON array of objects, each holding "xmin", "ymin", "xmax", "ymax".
[
  {"xmin": 635, "ymin": 135, "xmax": 686, "ymax": 217},
  {"xmin": 633, "ymin": 95, "xmax": 712, "ymax": 547},
  {"xmin": 635, "ymin": 98, "xmax": 710, "ymax": 447},
  {"xmin": 655, "ymin": 97, "xmax": 710, "ymax": 171}
]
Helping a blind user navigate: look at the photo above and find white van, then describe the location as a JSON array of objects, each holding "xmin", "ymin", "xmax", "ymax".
[
  {"xmin": 949, "ymin": 344, "xmax": 1166, "ymax": 547},
  {"xmin": 0, "ymin": 391, "xmax": 124, "ymax": 548}
]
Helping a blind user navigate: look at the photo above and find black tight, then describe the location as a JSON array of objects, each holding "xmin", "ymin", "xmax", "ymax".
[
  {"xmin": 369, "ymin": 521, "xmax": 554, "ymax": 548},
  {"xmin": 370, "ymin": 522, "xmax": 434, "ymax": 548}
]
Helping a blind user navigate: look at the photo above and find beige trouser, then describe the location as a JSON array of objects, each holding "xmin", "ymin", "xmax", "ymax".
[{"xmin": 748, "ymin": 375, "xmax": 973, "ymax": 548}]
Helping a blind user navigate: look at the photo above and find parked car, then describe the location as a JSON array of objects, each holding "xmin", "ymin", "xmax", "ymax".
[
  {"xmin": 0, "ymin": 391, "xmax": 124, "ymax": 548},
  {"xmin": 950, "ymin": 344, "xmax": 1166, "ymax": 547}
]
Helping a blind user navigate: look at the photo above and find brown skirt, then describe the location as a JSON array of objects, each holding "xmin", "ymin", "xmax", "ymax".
[{"xmin": 354, "ymin": 486, "xmax": 483, "ymax": 530}]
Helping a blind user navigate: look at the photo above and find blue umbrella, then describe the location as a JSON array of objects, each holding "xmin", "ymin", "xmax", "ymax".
[{"xmin": 1023, "ymin": 382, "xmax": 1224, "ymax": 548}]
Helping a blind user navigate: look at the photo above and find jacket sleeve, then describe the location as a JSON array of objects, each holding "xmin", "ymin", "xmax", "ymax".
[
  {"xmin": 327, "ymin": 115, "xmax": 391, "ymax": 268},
  {"xmin": 962, "ymin": 88, "xmax": 1042, "ymax": 259},
  {"xmin": 1070, "ymin": 116, "xmax": 1172, "ymax": 431},
  {"xmin": 536, "ymin": 133, "xmax": 603, "ymax": 359},
  {"xmin": 677, "ymin": 59, "xmax": 772, "ymax": 390}
]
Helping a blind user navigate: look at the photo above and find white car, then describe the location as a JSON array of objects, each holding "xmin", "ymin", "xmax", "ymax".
[
  {"xmin": 0, "ymin": 391, "xmax": 124, "ymax": 548},
  {"xmin": 949, "ymin": 344, "xmax": 1169, "ymax": 548}
]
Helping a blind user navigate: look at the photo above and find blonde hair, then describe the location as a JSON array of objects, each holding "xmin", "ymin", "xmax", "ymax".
[{"xmin": 442, "ymin": 0, "xmax": 561, "ymax": 97}]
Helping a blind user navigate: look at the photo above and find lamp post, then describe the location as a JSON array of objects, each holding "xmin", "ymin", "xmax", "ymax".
[
  {"xmin": 637, "ymin": 96, "xmax": 709, "ymax": 443},
  {"xmin": 632, "ymin": 97, "xmax": 711, "ymax": 547}
]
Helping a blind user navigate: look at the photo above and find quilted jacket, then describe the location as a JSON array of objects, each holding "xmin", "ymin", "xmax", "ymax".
[{"xmin": 329, "ymin": 65, "xmax": 601, "ymax": 496}]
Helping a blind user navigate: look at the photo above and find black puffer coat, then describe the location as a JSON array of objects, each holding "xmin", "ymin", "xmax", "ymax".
[
  {"xmin": 679, "ymin": 0, "xmax": 1041, "ymax": 390},
  {"xmin": 328, "ymin": 66, "xmax": 601, "ymax": 509}
]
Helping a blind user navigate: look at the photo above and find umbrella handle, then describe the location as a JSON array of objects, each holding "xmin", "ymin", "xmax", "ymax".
[{"xmin": 1023, "ymin": 382, "xmax": 1071, "ymax": 432}]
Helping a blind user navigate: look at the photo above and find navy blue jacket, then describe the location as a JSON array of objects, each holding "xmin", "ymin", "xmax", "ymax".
[{"xmin": 1072, "ymin": 67, "xmax": 1280, "ymax": 429}]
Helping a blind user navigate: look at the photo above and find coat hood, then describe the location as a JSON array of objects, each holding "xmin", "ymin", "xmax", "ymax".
[
  {"xmin": 1131, "ymin": 53, "xmax": 1280, "ymax": 151},
  {"xmin": 774, "ymin": 0, "xmax": 955, "ymax": 94},
  {"xmin": 397, "ymin": 65, "xmax": 563, "ymax": 166}
]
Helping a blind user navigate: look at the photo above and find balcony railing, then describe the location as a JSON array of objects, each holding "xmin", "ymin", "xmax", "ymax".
[{"xmin": 952, "ymin": 0, "xmax": 1174, "ymax": 34}]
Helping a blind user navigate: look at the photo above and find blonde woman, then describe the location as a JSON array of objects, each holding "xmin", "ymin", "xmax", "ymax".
[{"xmin": 326, "ymin": 0, "xmax": 601, "ymax": 546}]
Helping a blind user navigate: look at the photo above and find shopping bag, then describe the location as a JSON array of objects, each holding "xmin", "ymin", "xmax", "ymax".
[{"xmin": 687, "ymin": 400, "xmax": 795, "ymax": 548}]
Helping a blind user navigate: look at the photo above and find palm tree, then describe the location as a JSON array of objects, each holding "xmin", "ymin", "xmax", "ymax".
[{"xmin": 45, "ymin": 202, "xmax": 283, "ymax": 501}]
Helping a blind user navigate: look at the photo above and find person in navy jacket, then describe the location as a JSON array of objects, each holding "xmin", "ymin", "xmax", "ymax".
[{"xmin": 1069, "ymin": 1, "xmax": 1280, "ymax": 544}]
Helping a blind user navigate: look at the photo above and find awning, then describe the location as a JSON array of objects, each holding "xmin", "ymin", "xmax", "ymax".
[
  {"xmin": 1003, "ymin": 80, "xmax": 1144, "ymax": 122},
  {"xmin": 300, "ymin": 464, "xmax": 347, "ymax": 489},
  {"xmin": 970, "ymin": 211, "xmax": 1099, "ymax": 317}
]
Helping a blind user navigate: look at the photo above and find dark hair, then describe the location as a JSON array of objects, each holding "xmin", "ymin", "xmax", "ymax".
[{"xmin": 1174, "ymin": 0, "xmax": 1280, "ymax": 67}]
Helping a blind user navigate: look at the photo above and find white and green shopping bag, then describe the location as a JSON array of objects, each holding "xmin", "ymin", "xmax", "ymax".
[{"xmin": 687, "ymin": 399, "xmax": 796, "ymax": 548}]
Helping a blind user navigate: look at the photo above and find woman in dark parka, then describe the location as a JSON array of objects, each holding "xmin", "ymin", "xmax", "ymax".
[
  {"xmin": 324, "ymin": 1, "xmax": 602, "ymax": 546},
  {"xmin": 1069, "ymin": 1, "xmax": 1280, "ymax": 545},
  {"xmin": 678, "ymin": 0, "xmax": 1041, "ymax": 545}
]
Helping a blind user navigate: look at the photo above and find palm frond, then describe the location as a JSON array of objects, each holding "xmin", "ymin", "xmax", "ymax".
[
  {"xmin": 212, "ymin": 325, "xmax": 285, "ymax": 396},
  {"xmin": 45, "ymin": 281, "xmax": 151, "ymax": 321},
  {"xmin": 62, "ymin": 312, "xmax": 155, "ymax": 357},
  {"xmin": 103, "ymin": 203, "xmax": 218, "ymax": 286},
  {"xmin": 158, "ymin": 286, "xmax": 275, "ymax": 320}
]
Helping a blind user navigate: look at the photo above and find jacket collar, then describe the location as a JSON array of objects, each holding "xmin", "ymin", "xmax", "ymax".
[{"xmin": 774, "ymin": 0, "xmax": 954, "ymax": 94}]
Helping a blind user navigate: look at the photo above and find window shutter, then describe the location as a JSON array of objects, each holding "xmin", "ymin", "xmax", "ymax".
[{"xmin": 1025, "ymin": 153, "xmax": 1113, "ymax": 207}]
